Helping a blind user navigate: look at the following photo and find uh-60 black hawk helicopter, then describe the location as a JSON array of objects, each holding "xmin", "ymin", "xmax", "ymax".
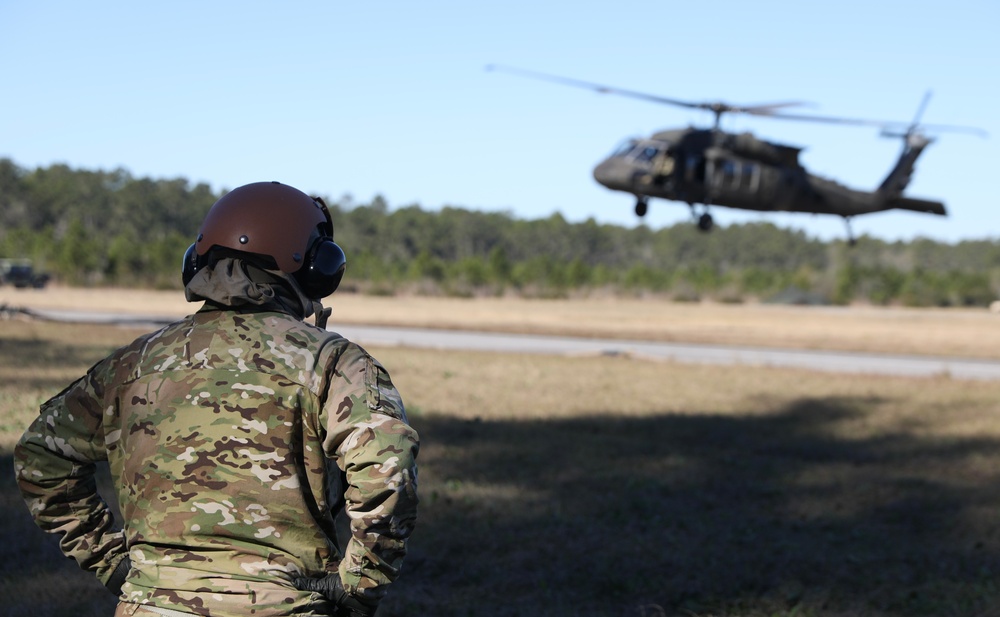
[{"xmin": 488, "ymin": 65, "xmax": 987, "ymax": 244}]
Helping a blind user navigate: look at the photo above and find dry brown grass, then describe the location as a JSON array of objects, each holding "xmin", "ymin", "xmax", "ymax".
[
  {"xmin": 3, "ymin": 318, "xmax": 1000, "ymax": 616},
  {"xmin": 384, "ymin": 350, "xmax": 1000, "ymax": 617},
  {"xmin": 4, "ymin": 285, "xmax": 1000, "ymax": 359}
]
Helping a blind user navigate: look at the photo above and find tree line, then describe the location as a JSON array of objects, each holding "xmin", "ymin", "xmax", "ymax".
[{"xmin": 1, "ymin": 158, "xmax": 998, "ymax": 307}]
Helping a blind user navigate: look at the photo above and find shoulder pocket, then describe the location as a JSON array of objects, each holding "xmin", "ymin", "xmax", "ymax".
[{"xmin": 365, "ymin": 355, "xmax": 405, "ymax": 419}]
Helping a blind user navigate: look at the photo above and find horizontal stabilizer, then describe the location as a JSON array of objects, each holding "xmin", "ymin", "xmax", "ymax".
[{"xmin": 892, "ymin": 196, "xmax": 946, "ymax": 216}]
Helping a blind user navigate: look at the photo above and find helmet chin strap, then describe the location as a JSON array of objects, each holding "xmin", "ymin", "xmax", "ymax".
[{"xmin": 312, "ymin": 299, "xmax": 332, "ymax": 330}]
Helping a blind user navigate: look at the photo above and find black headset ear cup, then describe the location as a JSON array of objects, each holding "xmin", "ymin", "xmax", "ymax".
[
  {"xmin": 181, "ymin": 243, "xmax": 202, "ymax": 287},
  {"xmin": 296, "ymin": 240, "xmax": 346, "ymax": 299}
]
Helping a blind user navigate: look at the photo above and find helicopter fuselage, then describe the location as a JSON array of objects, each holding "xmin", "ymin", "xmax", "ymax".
[
  {"xmin": 486, "ymin": 65, "xmax": 980, "ymax": 240},
  {"xmin": 592, "ymin": 127, "xmax": 945, "ymax": 220}
]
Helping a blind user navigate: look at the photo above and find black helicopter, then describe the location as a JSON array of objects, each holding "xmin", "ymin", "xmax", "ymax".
[{"xmin": 488, "ymin": 66, "xmax": 987, "ymax": 243}]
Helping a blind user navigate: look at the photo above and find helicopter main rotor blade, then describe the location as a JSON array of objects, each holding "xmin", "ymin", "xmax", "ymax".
[
  {"xmin": 758, "ymin": 110, "xmax": 989, "ymax": 137},
  {"xmin": 487, "ymin": 64, "xmax": 703, "ymax": 109},
  {"xmin": 487, "ymin": 64, "xmax": 988, "ymax": 138},
  {"xmin": 486, "ymin": 64, "xmax": 806, "ymax": 117},
  {"xmin": 739, "ymin": 102, "xmax": 814, "ymax": 114}
]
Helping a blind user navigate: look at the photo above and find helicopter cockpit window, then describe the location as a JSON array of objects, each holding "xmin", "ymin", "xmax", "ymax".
[{"xmin": 634, "ymin": 145, "xmax": 661, "ymax": 163}]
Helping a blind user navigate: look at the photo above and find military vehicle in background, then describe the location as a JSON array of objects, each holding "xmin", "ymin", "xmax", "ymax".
[{"xmin": 0, "ymin": 259, "xmax": 50, "ymax": 288}]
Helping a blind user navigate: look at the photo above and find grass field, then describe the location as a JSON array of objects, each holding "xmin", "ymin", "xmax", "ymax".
[{"xmin": 3, "ymin": 292, "xmax": 1000, "ymax": 616}]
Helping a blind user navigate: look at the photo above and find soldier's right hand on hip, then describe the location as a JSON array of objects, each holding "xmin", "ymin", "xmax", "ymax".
[{"xmin": 293, "ymin": 572, "xmax": 377, "ymax": 617}]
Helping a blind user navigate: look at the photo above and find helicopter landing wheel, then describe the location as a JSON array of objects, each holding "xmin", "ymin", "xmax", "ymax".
[
  {"xmin": 697, "ymin": 212, "xmax": 714, "ymax": 232},
  {"xmin": 635, "ymin": 198, "xmax": 648, "ymax": 217},
  {"xmin": 843, "ymin": 217, "xmax": 857, "ymax": 247}
]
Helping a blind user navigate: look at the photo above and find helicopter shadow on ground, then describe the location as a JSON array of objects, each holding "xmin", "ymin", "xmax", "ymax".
[{"xmin": 386, "ymin": 399, "xmax": 1000, "ymax": 617}]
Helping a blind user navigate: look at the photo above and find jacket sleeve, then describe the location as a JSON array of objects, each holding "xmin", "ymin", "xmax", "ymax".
[
  {"xmin": 13, "ymin": 355, "xmax": 128, "ymax": 586},
  {"xmin": 319, "ymin": 343, "xmax": 419, "ymax": 605}
]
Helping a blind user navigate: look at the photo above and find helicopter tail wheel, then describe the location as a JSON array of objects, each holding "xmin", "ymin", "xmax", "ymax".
[
  {"xmin": 635, "ymin": 197, "xmax": 649, "ymax": 217},
  {"xmin": 697, "ymin": 212, "xmax": 714, "ymax": 232}
]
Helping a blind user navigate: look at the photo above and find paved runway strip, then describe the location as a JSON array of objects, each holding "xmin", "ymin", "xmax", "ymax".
[
  {"xmin": 28, "ymin": 308, "xmax": 1000, "ymax": 380},
  {"xmin": 333, "ymin": 324, "xmax": 1000, "ymax": 381}
]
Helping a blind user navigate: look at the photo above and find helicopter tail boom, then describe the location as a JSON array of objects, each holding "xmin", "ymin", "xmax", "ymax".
[{"xmin": 889, "ymin": 195, "xmax": 946, "ymax": 216}]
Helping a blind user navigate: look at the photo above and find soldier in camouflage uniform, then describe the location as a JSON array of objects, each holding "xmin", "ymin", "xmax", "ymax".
[{"xmin": 14, "ymin": 181, "xmax": 419, "ymax": 617}]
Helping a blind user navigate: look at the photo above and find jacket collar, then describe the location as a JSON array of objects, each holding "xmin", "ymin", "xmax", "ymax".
[{"xmin": 184, "ymin": 256, "xmax": 315, "ymax": 321}]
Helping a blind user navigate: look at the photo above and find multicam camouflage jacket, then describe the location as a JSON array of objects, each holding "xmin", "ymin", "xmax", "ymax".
[{"xmin": 14, "ymin": 288, "xmax": 419, "ymax": 616}]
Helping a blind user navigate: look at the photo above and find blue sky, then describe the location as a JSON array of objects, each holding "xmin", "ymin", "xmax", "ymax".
[{"xmin": 2, "ymin": 1, "xmax": 997, "ymax": 243}]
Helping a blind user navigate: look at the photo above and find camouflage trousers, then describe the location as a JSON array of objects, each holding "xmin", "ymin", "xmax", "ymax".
[{"xmin": 114, "ymin": 603, "xmax": 196, "ymax": 617}]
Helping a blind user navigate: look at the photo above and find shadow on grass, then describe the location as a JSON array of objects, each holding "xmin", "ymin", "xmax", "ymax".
[
  {"xmin": 385, "ymin": 398, "xmax": 1000, "ymax": 617},
  {"xmin": 0, "ymin": 335, "xmax": 125, "ymax": 390},
  {"xmin": 0, "ymin": 456, "xmax": 122, "ymax": 617},
  {"xmin": 3, "ymin": 396, "xmax": 1000, "ymax": 617}
]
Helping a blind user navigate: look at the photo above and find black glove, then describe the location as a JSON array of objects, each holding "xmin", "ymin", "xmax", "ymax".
[
  {"xmin": 293, "ymin": 573, "xmax": 376, "ymax": 617},
  {"xmin": 106, "ymin": 556, "xmax": 132, "ymax": 596}
]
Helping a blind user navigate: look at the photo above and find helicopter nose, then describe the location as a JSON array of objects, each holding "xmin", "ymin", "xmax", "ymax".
[{"xmin": 592, "ymin": 157, "xmax": 630, "ymax": 190}]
